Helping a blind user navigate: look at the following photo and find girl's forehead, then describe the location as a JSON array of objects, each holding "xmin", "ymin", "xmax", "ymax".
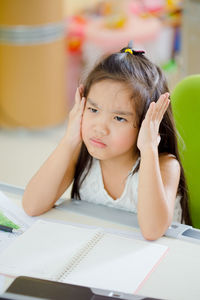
[
  {"xmin": 89, "ymin": 80, "xmax": 130, "ymax": 93},
  {"xmin": 88, "ymin": 80, "xmax": 133, "ymax": 107},
  {"xmin": 87, "ymin": 81, "xmax": 136, "ymax": 118}
]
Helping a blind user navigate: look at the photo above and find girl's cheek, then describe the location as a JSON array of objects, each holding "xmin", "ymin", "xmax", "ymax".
[
  {"xmin": 81, "ymin": 118, "xmax": 86, "ymax": 134},
  {"xmin": 81, "ymin": 115, "xmax": 88, "ymax": 138},
  {"xmin": 113, "ymin": 129, "xmax": 138, "ymax": 148},
  {"xmin": 81, "ymin": 111, "xmax": 87, "ymax": 127}
]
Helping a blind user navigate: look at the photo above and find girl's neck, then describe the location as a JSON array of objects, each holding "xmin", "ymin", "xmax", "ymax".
[{"xmin": 100, "ymin": 152, "xmax": 139, "ymax": 174}]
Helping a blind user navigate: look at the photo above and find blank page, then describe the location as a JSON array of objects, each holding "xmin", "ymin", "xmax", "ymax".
[
  {"xmin": 0, "ymin": 220, "xmax": 99, "ymax": 280},
  {"xmin": 64, "ymin": 233, "xmax": 168, "ymax": 294}
]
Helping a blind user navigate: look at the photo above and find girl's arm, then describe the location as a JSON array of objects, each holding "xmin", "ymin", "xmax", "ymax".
[
  {"xmin": 22, "ymin": 86, "xmax": 85, "ymax": 216},
  {"xmin": 137, "ymin": 93, "xmax": 180, "ymax": 240}
]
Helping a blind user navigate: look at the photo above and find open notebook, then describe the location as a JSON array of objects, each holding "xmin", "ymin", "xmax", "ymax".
[{"xmin": 0, "ymin": 220, "xmax": 168, "ymax": 294}]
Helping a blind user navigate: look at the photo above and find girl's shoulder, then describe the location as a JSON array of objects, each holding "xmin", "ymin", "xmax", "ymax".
[
  {"xmin": 159, "ymin": 152, "xmax": 179, "ymax": 161},
  {"xmin": 158, "ymin": 153, "xmax": 180, "ymax": 174}
]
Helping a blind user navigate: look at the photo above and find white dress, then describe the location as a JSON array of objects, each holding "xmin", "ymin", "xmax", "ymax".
[{"xmin": 78, "ymin": 158, "xmax": 182, "ymax": 223}]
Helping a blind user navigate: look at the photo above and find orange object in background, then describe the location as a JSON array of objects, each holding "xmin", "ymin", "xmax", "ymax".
[{"xmin": 0, "ymin": 0, "xmax": 68, "ymax": 128}]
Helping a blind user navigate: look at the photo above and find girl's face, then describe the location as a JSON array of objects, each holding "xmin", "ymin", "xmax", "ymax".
[{"xmin": 82, "ymin": 80, "xmax": 139, "ymax": 162}]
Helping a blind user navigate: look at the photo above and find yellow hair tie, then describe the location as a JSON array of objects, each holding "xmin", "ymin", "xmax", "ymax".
[{"xmin": 125, "ymin": 48, "xmax": 133, "ymax": 54}]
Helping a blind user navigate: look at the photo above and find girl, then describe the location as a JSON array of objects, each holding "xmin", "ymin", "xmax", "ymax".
[{"xmin": 23, "ymin": 44, "xmax": 191, "ymax": 240}]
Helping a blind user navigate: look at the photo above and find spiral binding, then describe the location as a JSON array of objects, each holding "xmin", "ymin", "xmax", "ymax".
[{"xmin": 52, "ymin": 229, "xmax": 104, "ymax": 282}]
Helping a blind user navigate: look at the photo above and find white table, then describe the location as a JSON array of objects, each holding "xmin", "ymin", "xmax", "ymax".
[{"xmin": 1, "ymin": 183, "xmax": 200, "ymax": 300}]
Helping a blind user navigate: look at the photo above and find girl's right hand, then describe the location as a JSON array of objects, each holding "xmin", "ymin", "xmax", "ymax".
[{"xmin": 65, "ymin": 85, "xmax": 86, "ymax": 148}]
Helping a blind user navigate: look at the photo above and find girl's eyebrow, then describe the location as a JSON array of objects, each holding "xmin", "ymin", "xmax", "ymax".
[
  {"xmin": 87, "ymin": 98, "xmax": 133, "ymax": 116},
  {"xmin": 87, "ymin": 98, "xmax": 100, "ymax": 109}
]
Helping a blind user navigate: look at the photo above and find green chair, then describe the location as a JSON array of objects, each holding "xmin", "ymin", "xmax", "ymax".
[{"xmin": 171, "ymin": 74, "xmax": 200, "ymax": 228}]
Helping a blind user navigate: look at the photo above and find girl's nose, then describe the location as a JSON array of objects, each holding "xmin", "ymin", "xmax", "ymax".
[{"xmin": 93, "ymin": 120, "xmax": 109, "ymax": 137}]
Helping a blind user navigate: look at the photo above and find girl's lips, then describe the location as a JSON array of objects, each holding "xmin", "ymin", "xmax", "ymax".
[{"xmin": 90, "ymin": 138, "xmax": 107, "ymax": 148}]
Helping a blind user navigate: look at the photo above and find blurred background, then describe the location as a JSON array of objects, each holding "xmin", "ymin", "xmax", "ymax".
[{"xmin": 0, "ymin": 0, "xmax": 199, "ymax": 193}]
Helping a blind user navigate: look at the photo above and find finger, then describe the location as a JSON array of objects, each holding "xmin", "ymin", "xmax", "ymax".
[
  {"xmin": 80, "ymin": 98, "xmax": 86, "ymax": 129},
  {"xmin": 79, "ymin": 83, "xmax": 84, "ymax": 90},
  {"xmin": 160, "ymin": 96, "xmax": 170, "ymax": 117},
  {"xmin": 80, "ymin": 97, "xmax": 86, "ymax": 114},
  {"xmin": 157, "ymin": 96, "xmax": 170, "ymax": 124},
  {"xmin": 151, "ymin": 94, "xmax": 166, "ymax": 120},
  {"xmin": 75, "ymin": 87, "xmax": 82, "ymax": 105},
  {"xmin": 152, "ymin": 93, "xmax": 169, "ymax": 121},
  {"xmin": 157, "ymin": 92, "xmax": 169, "ymax": 106},
  {"xmin": 78, "ymin": 84, "xmax": 84, "ymax": 97},
  {"xmin": 145, "ymin": 102, "xmax": 155, "ymax": 122}
]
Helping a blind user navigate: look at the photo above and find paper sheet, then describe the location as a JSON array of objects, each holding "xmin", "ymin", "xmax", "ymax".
[{"xmin": 0, "ymin": 219, "xmax": 168, "ymax": 294}]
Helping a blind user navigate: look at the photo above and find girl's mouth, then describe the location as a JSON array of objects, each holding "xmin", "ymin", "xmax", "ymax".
[{"xmin": 90, "ymin": 138, "xmax": 107, "ymax": 148}]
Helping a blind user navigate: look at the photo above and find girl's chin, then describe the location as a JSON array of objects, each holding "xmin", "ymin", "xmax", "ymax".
[{"xmin": 86, "ymin": 146, "xmax": 108, "ymax": 160}]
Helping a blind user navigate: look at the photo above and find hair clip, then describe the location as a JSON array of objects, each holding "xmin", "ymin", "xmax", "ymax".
[
  {"xmin": 121, "ymin": 47, "xmax": 145, "ymax": 56},
  {"xmin": 125, "ymin": 48, "xmax": 133, "ymax": 54},
  {"xmin": 121, "ymin": 41, "xmax": 145, "ymax": 55},
  {"xmin": 132, "ymin": 49, "xmax": 145, "ymax": 55}
]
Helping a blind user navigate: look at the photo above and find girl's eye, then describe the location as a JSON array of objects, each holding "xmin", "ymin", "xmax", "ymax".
[
  {"xmin": 114, "ymin": 116, "xmax": 127, "ymax": 122},
  {"xmin": 88, "ymin": 107, "xmax": 98, "ymax": 113}
]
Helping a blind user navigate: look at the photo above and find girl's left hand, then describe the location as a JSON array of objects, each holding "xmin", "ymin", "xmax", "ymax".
[{"xmin": 137, "ymin": 93, "xmax": 170, "ymax": 153}]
